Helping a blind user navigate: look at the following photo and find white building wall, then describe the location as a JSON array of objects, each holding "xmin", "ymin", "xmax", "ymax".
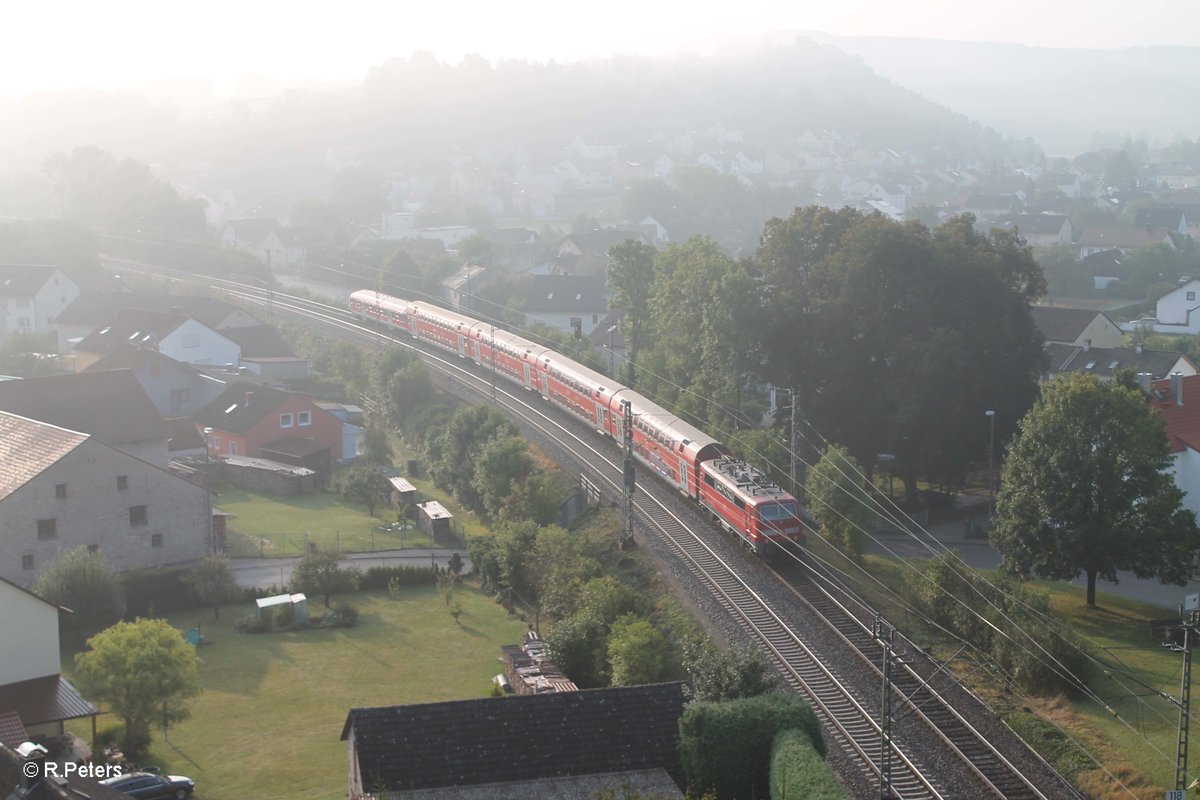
[
  {"xmin": 1173, "ymin": 448, "xmax": 1200, "ymax": 520},
  {"xmin": 160, "ymin": 319, "xmax": 241, "ymax": 366},
  {"xmin": 0, "ymin": 581, "xmax": 60, "ymax": 683},
  {"xmin": 0, "ymin": 439, "xmax": 211, "ymax": 586}
]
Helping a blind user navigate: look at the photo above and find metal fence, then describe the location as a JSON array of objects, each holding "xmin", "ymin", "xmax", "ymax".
[{"xmin": 223, "ymin": 520, "xmax": 467, "ymax": 558}]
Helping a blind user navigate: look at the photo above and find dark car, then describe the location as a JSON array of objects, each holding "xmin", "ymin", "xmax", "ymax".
[{"xmin": 99, "ymin": 770, "xmax": 195, "ymax": 800}]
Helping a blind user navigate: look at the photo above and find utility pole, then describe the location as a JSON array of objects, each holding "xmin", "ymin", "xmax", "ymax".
[
  {"xmin": 874, "ymin": 615, "xmax": 894, "ymax": 800},
  {"xmin": 783, "ymin": 387, "xmax": 804, "ymax": 501},
  {"xmin": 985, "ymin": 410, "xmax": 996, "ymax": 517},
  {"xmin": 621, "ymin": 400, "xmax": 635, "ymax": 548},
  {"xmin": 490, "ymin": 325, "xmax": 497, "ymax": 406},
  {"xmin": 1166, "ymin": 601, "xmax": 1200, "ymax": 794}
]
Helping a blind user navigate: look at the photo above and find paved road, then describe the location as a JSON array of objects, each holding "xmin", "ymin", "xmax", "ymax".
[
  {"xmin": 866, "ymin": 512, "xmax": 1200, "ymax": 611},
  {"xmin": 229, "ymin": 548, "xmax": 471, "ymax": 590}
]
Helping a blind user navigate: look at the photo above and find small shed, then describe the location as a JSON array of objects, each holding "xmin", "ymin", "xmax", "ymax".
[
  {"xmin": 417, "ymin": 500, "xmax": 453, "ymax": 540},
  {"xmin": 388, "ymin": 476, "xmax": 416, "ymax": 509},
  {"xmin": 255, "ymin": 592, "xmax": 309, "ymax": 624}
]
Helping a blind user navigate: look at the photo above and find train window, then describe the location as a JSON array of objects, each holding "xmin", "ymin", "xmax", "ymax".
[
  {"xmin": 734, "ymin": 498, "xmax": 745, "ymax": 511},
  {"xmin": 704, "ymin": 474, "xmax": 715, "ymax": 487}
]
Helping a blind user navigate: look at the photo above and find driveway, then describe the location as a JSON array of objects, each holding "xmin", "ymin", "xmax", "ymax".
[{"xmin": 229, "ymin": 549, "xmax": 471, "ymax": 590}]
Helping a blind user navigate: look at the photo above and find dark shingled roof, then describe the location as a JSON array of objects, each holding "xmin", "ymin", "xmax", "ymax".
[
  {"xmin": 341, "ymin": 683, "xmax": 686, "ymax": 793},
  {"xmin": 559, "ymin": 229, "xmax": 648, "ymax": 255},
  {"xmin": 0, "ymin": 712, "xmax": 27, "ymax": 748},
  {"xmin": 221, "ymin": 325, "xmax": 296, "ymax": 359},
  {"xmin": 0, "ymin": 371, "xmax": 169, "ymax": 447},
  {"xmin": 74, "ymin": 308, "xmax": 192, "ymax": 355},
  {"xmin": 1029, "ymin": 306, "xmax": 1113, "ymax": 345},
  {"xmin": 1000, "ymin": 213, "xmax": 1069, "ymax": 236},
  {"xmin": 57, "ymin": 291, "xmax": 247, "ymax": 329},
  {"xmin": 1134, "ymin": 207, "xmax": 1188, "ymax": 231},
  {"xmin": 192, "ymin": 381, "xmax": 293, "ymax": 434},
  {"xmin": 524, "ymin": 275, "xmax": 608, "ymax": 313},
  {"xmin": 0, "ymin": 675, "xmax": 96, "ymax": 727},
  {"xmin": 0, "ymin": 265, "xmax": 59, "ymax": 297},
  {"xmin": 1047, "ymin": 343, "xmax": 1191, "ymax": 380}
]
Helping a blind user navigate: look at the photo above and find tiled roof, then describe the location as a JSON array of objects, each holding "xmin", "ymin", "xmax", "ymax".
[
  {"xmin": 57, "ymin": 291, "xmax": 244, "ymax": 329},
  {"xmin": 1029, "ymin": 306, "xmax": 1110, "ymax": 344},
  {"xmin": 0, "ymin": 265, "xmax": 58, "ymax": 297},
  {"xmin": 192, "ymin": 381, "xmax": 293, "ymax": 434},
  {"xmin": 0, "ymin": 675, "xmax": 97, "ymax": 726},
  {"xmin": 165, "ymin": 417, "xmax": 207, "ymax": 452},
  {"xmin": 0, "ymin": 712, "xmax": 27, "ymax": 748},
  {"xmin": 0, "ymin": 371, "xmax": 169, "ymax": 447},
  {"xmin": 75, "ymin": 308, "xmax": 190, "ymax": 354},
  {"xmin": 1134, "ymin": 207, "xmax": 1188, "ymax": 230},
  {"xmin": 560, "ymin": 229, "xmax": 648, "ymax": 255},
  {"xmin": 1078, "ymin": 226, "xmax": 1171, "ymax": 249},
  {"xmin": 341, "ymin": 682, "xmax": 686, "ymax": 793},
  {"xmin": 524, "ymin": 275, "xmax": 608, "ymax": 313},
  {"xmin": 1151, "ymin": 374, "xmax": 1200, "ymax": 453},
  {"xmin": 1001, "ymin": 214, "xmax": 1069, "ymax": 236},
  {"xmin": 1046, "ymin": 344, "xmax": 1191, "ymax": 380},
  {"xmin": 221, "ymin": 325, "xmax": 296, "ymax": 359},
  {"xmin": 0, "ymin": 412, "xmax": 88, "ymax": 502},
  {"xmin": 260, "ymin": 436, "xmax": 330, "ymax": 459},
  {"xmin": 1081, "ymin": 249, "xmax": 1126, "ymax": 276}
]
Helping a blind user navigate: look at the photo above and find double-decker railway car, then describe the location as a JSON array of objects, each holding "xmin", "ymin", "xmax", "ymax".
[
  {"xmin": 698, "ymin": 457, "xmax": 804, "ymax": 555},
  {"xmin": 349, "ymin": 288, "xmax": 805, "ymax": 556}
]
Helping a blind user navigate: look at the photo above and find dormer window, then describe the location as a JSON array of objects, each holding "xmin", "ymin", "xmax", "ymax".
[{"xmin": 280, "ymin": 413, "xmax": 294, "ymax": 428}]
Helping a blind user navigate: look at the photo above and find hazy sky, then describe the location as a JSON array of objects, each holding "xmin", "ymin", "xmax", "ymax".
[{"xmin": 5, "ymin": 0, "xmax": 1197, "ymax": 99}]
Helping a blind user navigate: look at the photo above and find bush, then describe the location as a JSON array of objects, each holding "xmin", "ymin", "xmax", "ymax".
[
  {"xmin": 272, "ymin": 604, "xmax": 294, "ymax": 629},
  {"xmin": 121, "ymin": 567, "xmax": 194, "ymax": 616},
  {"xmin": 331, "ymin": 603, "xmax": 359, "ymax": 628},
  {"xmin": 679, "ymin": 693, "xmax": 823, "ymax": 800},
  {"xmin": 359, "ymin": 565, "xmax": 436, "ymax": 591},
  {"xmin": 235, "ymin": 615, "xmax": 269, "ymax": 634},
  {"xmin": 769, "ymin": 729, "xmax": 846, "ymax": 799}
]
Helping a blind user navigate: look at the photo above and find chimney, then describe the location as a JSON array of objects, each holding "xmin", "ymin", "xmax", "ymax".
[
  {"xmin": 1137, "ymin": 372, "xmax": 1152, "ymax": 393},
  {"xmin": 1172, "ymin": 372, "xmax": 1184, "ymax": 406},
  {"xmin": 244, "ymin": 391, "xmax": 254, "ymax": 407},
  {"xmin": 1082, "ymin": 338, "xmax": 1091, "ymax": 352}
]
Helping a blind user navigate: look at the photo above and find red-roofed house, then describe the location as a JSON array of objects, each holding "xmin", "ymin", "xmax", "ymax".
[{"xmin": 1150, "ymin": 373, "xmax": 1200, "ymax": 518}]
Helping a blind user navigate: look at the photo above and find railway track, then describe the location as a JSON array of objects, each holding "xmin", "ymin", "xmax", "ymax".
[{"xmin": 136, "ymin": 268, "xmax": 1076, "ymax": 798}]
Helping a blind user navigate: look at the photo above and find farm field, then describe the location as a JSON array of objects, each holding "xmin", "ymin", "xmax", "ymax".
[{"xmin": 68, "ymin": 586, "xmax": 526, "ymax": 800}]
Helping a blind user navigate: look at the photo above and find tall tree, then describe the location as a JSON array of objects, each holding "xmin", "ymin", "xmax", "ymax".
[
  {"xmin": 34, "ymin": 547, "xmax": 126, "ymax": 632},
  {"xmin": 754, "ymin": 209, "xmax": 1045, "ymax": 501},
  {"xmin": 74, "ymin": 619, "xmax": 201, "ymax": 757},
  {"xmin": 606, "ymin": 238, "xmax": 657, "ymax": 386},
  {"xmin": 290, "ymin": 549, "xmax": 359, "ymax": 607},
  {"xmin": 992, "ymin": 373, "xmax": 1200, "ymax": 607},
  {"xmin": 805, "ymin": 444, "xmax": 873, "ymax": 560},
  {"xmin": 182, "ymin": 556, "xmax": 241, "ymax": 621}
]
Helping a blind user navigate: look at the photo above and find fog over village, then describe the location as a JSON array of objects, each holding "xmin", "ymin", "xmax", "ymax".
[{"xmin": 2, "ymin": 3, "xmax": 1200, "ymax": 799}]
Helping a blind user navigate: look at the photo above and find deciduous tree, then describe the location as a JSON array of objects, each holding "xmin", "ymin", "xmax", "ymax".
[
  {"xmin": 992, "ymin": 372, "xmax": 1200, "ymax": 607},
  {"xmin": 606, "ymin": 238, "xmax": 658, "ymax": 386},
  {"xmin": 34, "ymin": 547, "xmax": 125, "ymax": 632},
  {"xmin": 74, "ymin": 619, "xmax": 200, "ymax": 757},
  {"xmin": 805, "ymin": 444, "xmax": 873, "ymax": 560},
  {"xmin": 182, "ymin": 556, "xmax": 241, "ymax": 621},
  {"xmin": 290, "ymin": 549, "xmax": 360, "ymax": 607}
]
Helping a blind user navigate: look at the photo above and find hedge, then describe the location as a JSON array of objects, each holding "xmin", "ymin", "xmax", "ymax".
[
  {"xmin": 680, "ymin": 692, "xmax": 824, "ymax": 799},
  {"xmin": 770, "ymin": 729, "xmax": 846, "ymax": 799},
  {"xmin": 359, "ymin": 565, "xmax": 437, "ymax": 591}
]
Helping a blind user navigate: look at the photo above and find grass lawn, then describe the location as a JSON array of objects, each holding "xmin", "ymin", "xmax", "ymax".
[
  {"xmin": 850, "ymin": 545, "xmax": 1196, "ymax": 798},
  {"xmin": 214, "ymin": 486, "xmax": 434, "ymax": 556},
  {"xmin": 68, "ymin": 585, "xmax": 527, "ymax": 800}
]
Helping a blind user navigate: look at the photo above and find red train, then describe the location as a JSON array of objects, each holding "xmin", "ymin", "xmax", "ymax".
[{"xmin": 350, "ymin": 289, "xmax": 805, "ymax": 555}]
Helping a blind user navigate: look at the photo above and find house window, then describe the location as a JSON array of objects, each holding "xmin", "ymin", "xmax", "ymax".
[
  {"xmin": 21, "ymin": 555, "xmax": 33, "ymax": 571},
  {"xmin": 37, "ymin": 518, "xmax": 57, "ymax": 540},
  {"xmin": 182, "ymin": 333, "xmax": 200, "ymax": 348},
  {"xmin": 1189, "ymin": 291, "xmax": 1196, "ymax": 301},
  {"xmin": 117, "ymin": 475, "xmax": 128, "ymax": 491},
  {"xmin": 280, "ymin": 413, "xmax": 294, "ymax": 428},
  {"xmin": 151, "ymin": 534, "xmax": 163, "ymax": 548},
  {"xmin": 297, "ymin": 411, "xmax": 311, "ymax": 427},
  {"xmin": 229, "ymin": 441, "xmax": 238, "ymax": 455},
  {"xmin": 55, "ymin": 483, "xmax": 67, "ymax": 499},
  {"xmin": 129, "ymin": 505, "xmax": 148, "ymax": 527},
  {"xmin": 169, "ymin": 388, "xmax": 190, "ymax": 410}
]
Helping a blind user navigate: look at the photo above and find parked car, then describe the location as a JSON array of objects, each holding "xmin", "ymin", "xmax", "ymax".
[{"xmin": 99, "ymin": 769, "xmax": 195, "ymax": 799}]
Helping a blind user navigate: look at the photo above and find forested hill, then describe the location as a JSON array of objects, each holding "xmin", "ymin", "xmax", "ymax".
[
  {"xmin": 801, "ymin": 31, "xmax": 1200, "ymax": 155},
  {"xmin": 0, "ymin": 37, "xmax": 1019, "ymax": 174}
]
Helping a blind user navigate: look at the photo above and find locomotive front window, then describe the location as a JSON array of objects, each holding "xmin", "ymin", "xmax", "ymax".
[{"xmin": 760, "ymin": 503, "xmax": 798, "ymax": 521}]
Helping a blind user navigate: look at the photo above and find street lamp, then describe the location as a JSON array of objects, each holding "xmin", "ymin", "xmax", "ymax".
[{"xmin": 985, "ymin": 410, "xmax": 996, "ymax": 517}]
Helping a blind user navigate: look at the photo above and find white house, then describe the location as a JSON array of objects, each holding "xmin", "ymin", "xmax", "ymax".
[
  {"xmin": 1152, "ymin": 374, "xmax": 1200, "ymax": 519},
  {"xmin": 0, "ymin": 266, "xmax": 80, "ymax": 344},
  {"xmin": 219, "ymin": 218, "xmax": 303, "ymax": 270},
  {"xmin": 523, "ymin": 275, "xmax": 610, "ymax": 338},
  {"xmin": 74, "ymin": 308, "xmax": 241, "ymax": 370},
  {"xmin": 0, "ymin": 410, "xmax": 212, "ymax": 587},
  {"xmin": 1147, "ymin": 280, "xmax": 1200, "ymax": 335},
  {"xmin": 0, "ymin": 577, "xmax": 99, "ymax": 745}
]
